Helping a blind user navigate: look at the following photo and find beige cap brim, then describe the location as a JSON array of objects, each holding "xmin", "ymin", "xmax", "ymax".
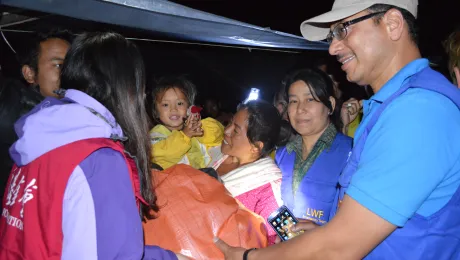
[{"xmin": 300, "ymin": 3, "xmax": 374, "ymax": 41}]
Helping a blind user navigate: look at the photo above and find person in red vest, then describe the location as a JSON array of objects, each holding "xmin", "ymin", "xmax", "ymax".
[{"xmin": 0, "ymin": 32, "xmax": 182, "ymax": 259}]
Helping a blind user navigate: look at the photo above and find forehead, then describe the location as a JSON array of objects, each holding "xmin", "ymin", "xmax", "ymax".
[
  {"xmin": 39, "ymin": 38, "xmax": 70, "ymax": 59},
  {"xmin": 329, "ymin": 10, "xmax": 370, "ymax": 29},
  {"xmin": 161, "ymin": 87, "xmax": 187, "ymax": 100},
  {"xmin": 289, "ymin": 80, "xmax": 312, "ymax": 95},
  {"xmin": 234, "ymin": 108, "xmax": 249, "ymax": 124}
]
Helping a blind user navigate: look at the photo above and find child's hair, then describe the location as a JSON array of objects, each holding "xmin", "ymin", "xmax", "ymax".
[{"xmin": 150, "ymin": 75, "xmax": 197, "ymax": 119}]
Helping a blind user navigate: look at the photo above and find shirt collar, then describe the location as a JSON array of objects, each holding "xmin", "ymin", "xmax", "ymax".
[
  {"xmin": 371, "ymin": 58, "xmax": 429, "ymax": 103},
  {"xmin": 286, "ymin": 123, "xmax": 337, "ymax": 154},
  {"xmin": 64, "ymin": 89, "xmax": 124, "ymax": 137}
]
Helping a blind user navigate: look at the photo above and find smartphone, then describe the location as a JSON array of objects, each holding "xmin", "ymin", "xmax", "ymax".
[{"xmin": 267, "ymin": 205, "xmax": 304, "ymax": 241}]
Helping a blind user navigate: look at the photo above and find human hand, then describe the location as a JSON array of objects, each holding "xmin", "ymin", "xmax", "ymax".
[
  {"xmin": 341, "ymin": 98, "xmax": 362, "ymax": 127},
  {"xmin": 175, "ymin": 253, "xmax": 192, "ymax": 260},
  {"xmin": 182, "ymin": 114, "xmax": 203, "ymax": 138},
  {"xmin": 274, "ymin": 218, "xmax": 318, "ymax": 244},
  {"xmin": 291, "ymin": 218, "xmax": 318, "ymax": 232},
  {"xmin": 214, "ymin": 237, "xmax": 248, "ymax": 260}
]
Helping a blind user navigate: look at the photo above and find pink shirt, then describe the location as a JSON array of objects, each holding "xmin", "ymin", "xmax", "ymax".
[{"xmin": 235, "ymin": 182, "xmax": 280, "ymax": 244}]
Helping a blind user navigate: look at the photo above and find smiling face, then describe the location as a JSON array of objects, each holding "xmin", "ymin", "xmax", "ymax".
[
  {"xmin": 221, "ymin": 109, "xmax": 255, "ymax": 161},
  {"xmin": 155, "ymin": 87, "xmax": 189, "ymax": 131},
  {"xmin": 287, "ymin": 80, "xmax": 331, "ymax": 137},
  {"xmin": 328, "ymin": 11, "xmax": 389, "ymax": 87}
]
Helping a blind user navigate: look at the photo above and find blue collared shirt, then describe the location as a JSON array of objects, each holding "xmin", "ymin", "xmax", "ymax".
[{"xmin": 347, "ymin": 58, "xmax": 460, "ymax": 226}]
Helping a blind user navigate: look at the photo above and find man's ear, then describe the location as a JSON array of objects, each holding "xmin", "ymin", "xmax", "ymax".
[
  {"xmin": 384, "ymin": 8, "xmax": 405, "ymax": 42},
  {"xmin": 21, "ymin": 65, "xmax": 36, "ymax": 85},
  {"xmin": 454, "ymin": 67, "xmax": 460, "ymax": 89}
]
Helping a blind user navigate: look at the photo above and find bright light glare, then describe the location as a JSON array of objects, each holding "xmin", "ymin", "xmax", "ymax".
[{"xmin": 244, "ymin": 88, "xmax": 260, "ymax": 104}]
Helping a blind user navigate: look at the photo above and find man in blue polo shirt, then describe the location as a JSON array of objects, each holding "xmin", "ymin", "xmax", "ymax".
[{"xmin": 215, "ymin": 0, "xmax": 460, "ymax": 259}]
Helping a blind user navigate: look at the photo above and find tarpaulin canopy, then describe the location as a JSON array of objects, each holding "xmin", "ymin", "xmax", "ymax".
[{"xmin": 0, "ymin": 0, "xmax": 328, "ymax": 51}]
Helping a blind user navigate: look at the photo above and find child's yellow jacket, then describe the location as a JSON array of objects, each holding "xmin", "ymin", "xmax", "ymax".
[{"xmin": 150, "ymin": 117, "xmax": 224, "ymax": 170}]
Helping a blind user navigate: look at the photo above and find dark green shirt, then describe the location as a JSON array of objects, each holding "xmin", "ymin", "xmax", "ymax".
[{"xmin": 286, "ymin": 124, "xmax": 337, "ymax": 194}]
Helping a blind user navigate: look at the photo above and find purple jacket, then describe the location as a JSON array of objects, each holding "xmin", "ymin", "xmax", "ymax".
[{"xmin": 10, "ymin": 89, "xmax": 177, "ymax": 260}]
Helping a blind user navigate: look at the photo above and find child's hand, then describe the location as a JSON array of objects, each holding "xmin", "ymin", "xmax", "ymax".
[{"xmin": 183, "ymin": 114, "xmax": 203, "ymax": 138}]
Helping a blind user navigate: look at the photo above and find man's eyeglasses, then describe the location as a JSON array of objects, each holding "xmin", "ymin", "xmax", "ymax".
[{"xmin": 326, "ymin": 12, "xmax": 386, "ymax": 44}]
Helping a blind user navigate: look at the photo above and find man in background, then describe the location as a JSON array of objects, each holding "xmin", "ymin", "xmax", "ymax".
[
  {"xmin": 17, "ymin": 29, "xmax": 73, "ymax": 97},
  {"xmin": 445, "ymin": 27, "xmax": 460, "ymax": 87}
]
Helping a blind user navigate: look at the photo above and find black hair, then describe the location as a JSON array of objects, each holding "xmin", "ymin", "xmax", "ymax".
[
  {"xmin": 273, "ymin": 83, "xmax": 288, "ymax": 119},
  {"xmin": 151, "ymin": 163, "xmax": 164, "ymax": 171},
  {"xmin": 0, "ymin": 77, "xmax": 44, "ymax": 207},
  {"xmin": 59, "ymin": 32, "xmax": 157, "ymax": 219},
  {"xmin": 237, "ymin": 100, "xmax": 292, "ymax": 158},
  {"xmin": 149, "ymin": 75, "xmax": 197, "ymax": 120},
  {"xmin": 284, "ymin": 67, "xmax": 343, "ymax": 131},
  {"xmin": 17, "ymin": 29, "xmax": 74, "ymax": 74},
  {"xmin": 368, "ymin": 4, "xmax": 418, "ymax": 44}
]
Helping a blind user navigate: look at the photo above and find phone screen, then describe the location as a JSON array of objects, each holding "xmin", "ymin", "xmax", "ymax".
[{"xmin": 268, "ymin": 206, "xmax": 304, "ymax": 241}]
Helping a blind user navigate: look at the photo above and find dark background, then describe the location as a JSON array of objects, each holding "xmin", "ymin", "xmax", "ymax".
[{"xmin": 1, "ymin": 0, "xmax": 459, "ymax": 111}]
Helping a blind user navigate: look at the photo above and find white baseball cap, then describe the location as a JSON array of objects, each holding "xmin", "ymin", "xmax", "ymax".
[{"xmin": 300, "ymin": 0, "xmax": 418, "ymax": 41}]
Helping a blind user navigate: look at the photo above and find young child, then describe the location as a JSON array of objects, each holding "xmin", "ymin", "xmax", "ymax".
[{"xmin": 149, "ymin": 76, "xmax": 224, "ymax": 170}]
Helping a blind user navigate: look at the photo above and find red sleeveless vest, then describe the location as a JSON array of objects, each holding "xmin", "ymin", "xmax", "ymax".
[{"xmin": 0, "ymin": 138, "xmax": 146, "ymax": 260}]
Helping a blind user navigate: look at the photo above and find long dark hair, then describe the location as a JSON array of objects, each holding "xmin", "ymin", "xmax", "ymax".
[
  {"xmin": 284, "ymin": 68, "xmax": 343, "ymax": 131},
  {"xmin": 59, "ymin": 32, "xmax": 158, "ymax": 219},
  {"xmin": 237, "ymin": 100, "xmax": 291, "ymax": 158}
]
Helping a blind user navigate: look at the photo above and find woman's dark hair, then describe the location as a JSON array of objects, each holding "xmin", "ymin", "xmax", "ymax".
[
  {"xmin": 237, "ymin": 100, "xmax": 291, "ymax": 158},
  {"xmin": 284, "ymin": 67, "xmax": 343, "ymax": 131},
  {"xmin": 149, "ymin": 75, "xmax": 197, "ymax": 120},
  {"xmin": 59, "ymin": 32, "xmax": 158, "ymax": 219}
]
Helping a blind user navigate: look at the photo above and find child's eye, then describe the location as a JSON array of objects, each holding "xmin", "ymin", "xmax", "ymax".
[
  {"xmin": 162, "ymin": 103, "xmax": 168, "ymax": 107},
  {"xmin": 178, "ymin": 102, "xmax": 184, "ymax": 106},
  {"xmin": 289, "ymin": 100, "xmax": 297, "ymax": 104},
  {"xmin": 307, "ymin": 98, "xmax": 315, "ymax": 102}
]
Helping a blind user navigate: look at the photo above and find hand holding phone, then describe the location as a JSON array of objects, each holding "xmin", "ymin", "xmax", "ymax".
[
  {"xmin": 273, "ymin": 218, "xmax": 318, "ymax": 244},
  {"xmin": 267, "ymin": 205, "xmax": 304, "ymax": 242}
]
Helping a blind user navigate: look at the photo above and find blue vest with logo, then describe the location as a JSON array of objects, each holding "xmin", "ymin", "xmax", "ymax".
[
  {"xmin": 331, "ymin": 67, "xmax": 460, "ymax": 259},
  {"xmin": 276, "ymin": 133, "xmax": 352, "ymax": 225}
]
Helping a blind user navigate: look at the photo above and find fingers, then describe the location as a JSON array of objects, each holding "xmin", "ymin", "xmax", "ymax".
[
  {"xmin": 214, "ymin": 237, "xmax": 230, "ymax": 254},
  {"xmin": 291, "ymin": 221, "xmax": 317, "ymax": 232},
  {"xmin": 345, "ymin": 102, "xmax": 358, "ymax": 115},
  {"xmin": 274, "ymin": 236, "xmax": 281, "ymax": 244},
  {"xmin": 175, "ymin": 254, "xmax": 191, "ymax": 260},
  {"xmin": 190, "ymin": 121, "xmax": 203, "ymax": 136},
  {"xmin": 185, "ymin": 113, "xmax": 194, "ymax": 127},
  {"xmin": 184, "ymin": 116, "xmax": 203, "ymax": 136},
  {"xmin": 343, "ymin": 98, "xmax": 362, "ymax": 116}
]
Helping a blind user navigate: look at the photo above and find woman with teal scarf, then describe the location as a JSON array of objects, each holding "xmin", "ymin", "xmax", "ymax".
[{"xmin": 276, "ymin": 68, "xmax": 352, "ymax": 224}]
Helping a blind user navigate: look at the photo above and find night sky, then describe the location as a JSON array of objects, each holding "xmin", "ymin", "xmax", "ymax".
[
  {"xmin": 171, "ymin": 0, "xmax": 459, "ymax": 60},
  {"xmin": 1, "ymin": 0, "xmax": 459, "ymax": 110}
]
